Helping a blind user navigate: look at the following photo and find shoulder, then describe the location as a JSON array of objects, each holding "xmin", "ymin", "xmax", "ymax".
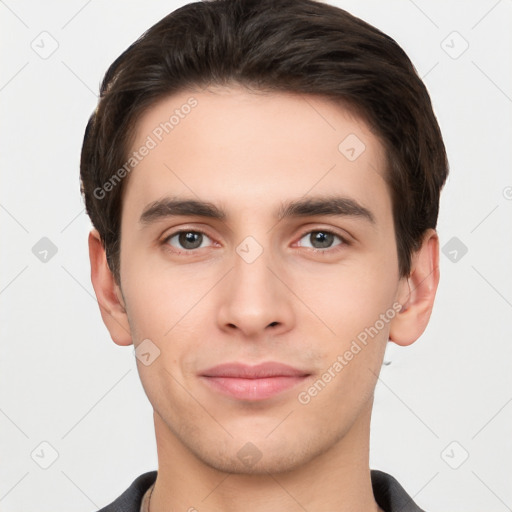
[
  {"xmin": 371, "ymin": 469, "xmax": 427, "ymax": 512},
  {"xmin": 96, "ymin": 471, "xmax": 157, "ymax": 512}
]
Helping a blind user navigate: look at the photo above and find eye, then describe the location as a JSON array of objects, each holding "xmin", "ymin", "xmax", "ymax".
[
  {"xmin": 164, "ymin": 230, "xmax": 214, "ymax": 251},
  {"xmin": 296, "ymin": 230, "xmax": 346, "ymax": 251}
]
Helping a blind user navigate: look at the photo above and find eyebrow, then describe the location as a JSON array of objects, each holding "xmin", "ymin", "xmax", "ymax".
[
  {"xmin": 140, "ymin": 198, "xmax": 226, "ymax": 225},
  {"xmin": 139, "ymin": 195, "xmax": 375, "ymax": 225},
  {"xmin": 277, "ymin": 196, "xmax": 375, "ymax": 224}
]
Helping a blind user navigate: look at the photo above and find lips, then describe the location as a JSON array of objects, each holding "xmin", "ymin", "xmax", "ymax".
[
  {"xmin": 201, "ymin": 362, "xmax": 309, "ymax": 378},
  {"xmin": 199, "ymin": 362, "xmax": 311, "ymax": 401}
]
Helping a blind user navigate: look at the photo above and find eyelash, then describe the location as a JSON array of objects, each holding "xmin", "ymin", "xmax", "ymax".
[{"xmin": 162, "ymin": 228, "xmax": 350, "ymax": 256}]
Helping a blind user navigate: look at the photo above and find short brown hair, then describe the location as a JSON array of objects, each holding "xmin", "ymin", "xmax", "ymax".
[{"xmin": 80, "ymin": 0, "xmax": 448, "ymax": 284}]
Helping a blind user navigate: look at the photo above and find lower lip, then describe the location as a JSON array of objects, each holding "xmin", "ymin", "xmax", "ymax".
[{"xmin": 200, "ymin": 375, "xmax": 309, "ymax": 401}]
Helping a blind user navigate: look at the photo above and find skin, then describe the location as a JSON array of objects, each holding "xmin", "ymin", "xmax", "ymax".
[{"xmin": 89, "ymin": 85, "xmax": 439, "ymax": 512}]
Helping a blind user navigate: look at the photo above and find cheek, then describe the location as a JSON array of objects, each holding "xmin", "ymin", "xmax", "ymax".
[
  {"xmin": 120, "ymin": 245, "xmax": 212, "ymax": 339},
  {"xmin": 292, "ymin": 255, "xmax": 399, "ymax": 341},
  {"xmin": 294, "ymin": 266, "xmax": 394, "ymax": 419}
]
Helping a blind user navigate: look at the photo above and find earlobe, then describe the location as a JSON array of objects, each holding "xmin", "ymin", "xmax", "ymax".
[
  {"xmin": 389, "ymin": 229, "xmax": 440, "ymax": 346},
  {"xmin": 88, "ymin": 229, "xmax": 133, "ymax": 346}
]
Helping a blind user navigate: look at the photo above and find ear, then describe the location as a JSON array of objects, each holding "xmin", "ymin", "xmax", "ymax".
[
  {"xmin": 389, "ymin": 229, "xmax": 440, "ymax": 346},
  {"xmin": 88, "ymin": 229, "xmax": 132, "ymax": 346}
]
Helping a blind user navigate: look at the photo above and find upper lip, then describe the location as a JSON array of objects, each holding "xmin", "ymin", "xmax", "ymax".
[{"xmin": 200, "ymin": 362, "xmax": 310, "ymax": 379}]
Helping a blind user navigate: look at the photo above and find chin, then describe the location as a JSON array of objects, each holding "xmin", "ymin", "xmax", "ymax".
[{"xmin": 189, "ymin": 434, "xmax": 318, "ymax": 476}]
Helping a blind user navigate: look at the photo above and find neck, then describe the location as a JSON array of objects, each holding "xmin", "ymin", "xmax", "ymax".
[{"xmin": 149, "ymin": 401, "xmax": 383, "ymax": 512}]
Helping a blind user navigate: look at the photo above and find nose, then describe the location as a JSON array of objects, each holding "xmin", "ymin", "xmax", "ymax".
[{"xmin": 216, "ymin": 245, "xmax": 295, "ymax": 339}]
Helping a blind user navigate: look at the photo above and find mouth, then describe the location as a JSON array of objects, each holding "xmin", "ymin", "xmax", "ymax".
[{"xmin": 199, "ymin": 362, "xmax": 311, "ymax": 401}]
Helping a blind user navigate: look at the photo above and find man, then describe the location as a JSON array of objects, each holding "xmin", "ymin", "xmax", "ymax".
[{"xmin": 80, "ymin": 0, "xmax": 448, "ymax": 510}]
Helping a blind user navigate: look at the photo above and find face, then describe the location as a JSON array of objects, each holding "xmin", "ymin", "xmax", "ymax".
[{"xmin": 116, "ymin": 85, "xmax": 404, "ymax": 474}]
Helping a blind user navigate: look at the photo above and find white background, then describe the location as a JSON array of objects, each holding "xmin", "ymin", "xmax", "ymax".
[{"xmin": 1, "ymin": 1, "xmax": 511, "ymax": 511}]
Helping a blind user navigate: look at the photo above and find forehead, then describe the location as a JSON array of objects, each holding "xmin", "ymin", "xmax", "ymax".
[{"xmin": 122, "ymin": 85, "xmax": 390, "ymax": 223}]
